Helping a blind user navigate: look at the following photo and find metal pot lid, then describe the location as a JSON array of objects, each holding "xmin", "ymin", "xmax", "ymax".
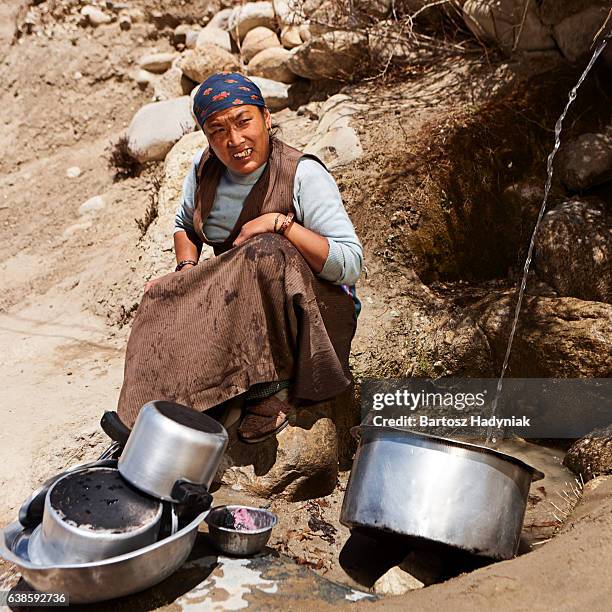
[{"xmin": 351, "ymin": 425, "xmax": 545, "ymax": 481}]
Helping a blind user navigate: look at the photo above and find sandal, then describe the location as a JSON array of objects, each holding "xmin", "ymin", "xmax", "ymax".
[{"xmin": 237, "ymin": 395, "xmax": 293, "ymax": 444}]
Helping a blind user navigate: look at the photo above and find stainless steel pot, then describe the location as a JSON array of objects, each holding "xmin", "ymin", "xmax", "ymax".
[
  {"xmin": 115, "ymin": 401, "xmax": 228, "ymax": 502},
  {"xmin": 28, "ymin": 467, "xmax": 163, "ymax": 565},
  {"xmin": 340, "ymin": 426, "xmax": 544, "ymax": 560}
]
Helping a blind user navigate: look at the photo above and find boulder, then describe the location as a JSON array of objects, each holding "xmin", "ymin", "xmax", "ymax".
[
  {"xmin": 539, "ymin": 0, "xmax": 603, "ymax": 25},
  {"xmin": 558, "ymin": 130, "xmax": 612, "ymax": 192},
  {"xmin": 473, "ymin": 293, "xmax": 612, "ymax": 377},
  {"xmin": 552, "ymin": 4, "xmax": 610, "ymax": 62},
  {"xmin": 564, "ymin": 425, "xmax": 612, "ymax": 481},
  {"xmin": 249, "ymin": 76, "xmax": 290, "ymax": 111},
  {"xmin": 241, "ymin": 26, "xmax": 281, "ymax": 63},
  {"xmin": 80, "ymin": 5, "xmax": 111, "ymax": 27},
  {"xmin": 462, "ymin": 0, "xmax": 555, "ymax": 51},
  {"xmin": 126, "ymin": 96, "xmax": 196, "ymax": 163},
  {"xmin": 273, "ymin": 0, "xmax": 303, "ymax": 26},
  {"xmin": 66, "ymin": 166, "xmax": 81, "ymax": 178},
  {"xmin": 207, "ymin": 7, "xmax": 234, "ymax": 31},
  {"xmin": 138, "ymin": 52, "xmax": 178, "ymax": 74},
  {"xmin": 247, "ymin": 47, "xmax": 297, "ymax": 83},
  {"xmin": 196, "ymin": 26, "xmax": 232, "ymax": 53},
  {"xmin": 534, "ymin": 199, "xmax": 611, "ymax": 303},
  {"xmin": 304, "ymin": 94, "xmax": 366, "ymax": 169},
  {"xmin": 178, "ymin": 46, "xmax": 240, "ymax": 83},
  {"xmin": 228, "ymin": 1, "xmax": 277, "ymax": 41},
  {"xmin": 152, "ymin": 63, "xmax": 196, "ymax": 101},
  {"xmin": 158, "ymin": 131, "xmax": 208, "ymax": 220},
  {"xmin": 218, "ymin": 399, "xmax": 339, "ymax": 500},
  {"xmin": 287, "ymin": 31, "xmax": 368, "ymax": 81},
  {"xmin": 280, "ymin": 24, "xmax": 302, "ymax": 48}
]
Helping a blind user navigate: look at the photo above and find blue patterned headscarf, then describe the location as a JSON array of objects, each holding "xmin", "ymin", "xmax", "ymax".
[{"xmin": 192, "ymin": 72, "xmax": 266, "ymax": 128}]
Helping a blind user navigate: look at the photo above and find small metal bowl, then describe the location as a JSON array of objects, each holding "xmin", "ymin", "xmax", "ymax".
[{"xmin": 205, "ymin": 505, "xmax": 277, "ymax": 556}]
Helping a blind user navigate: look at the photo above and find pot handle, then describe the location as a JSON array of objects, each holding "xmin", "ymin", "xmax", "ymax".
[
  {"xmin": 171, "ymin": 480, "xmax": 213, "ymax": 512},
  {"xmin": 100, "ymin": 411, "xmax": 131, "ymax": 446}
]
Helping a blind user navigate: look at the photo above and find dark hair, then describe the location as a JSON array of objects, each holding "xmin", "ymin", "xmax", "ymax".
[{"xmin": 258, "ymin": 106, "xmax": 281, "ymax": 137}]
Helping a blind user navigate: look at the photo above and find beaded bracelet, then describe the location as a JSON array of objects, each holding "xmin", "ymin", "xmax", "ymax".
[
  {"xmin": 278, "ymin": 212, "xmax": 295, "ymax": 235},
  {"xmin": 175, "ymin": 259, "xmax": 197, "ymax": 272},
  {"xmin": 273, "ymin": 213, "xmax": 283, "ymax": 233}
]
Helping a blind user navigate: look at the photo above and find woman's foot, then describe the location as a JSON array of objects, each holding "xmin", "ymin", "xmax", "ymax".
[{"xmin": 238, "ymin": 389, "xmax": 293, "ymax": 444}]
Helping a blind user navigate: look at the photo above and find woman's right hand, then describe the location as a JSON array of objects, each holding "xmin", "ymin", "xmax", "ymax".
[{"xmin": 144, "ymin": 264, "xmax": 196, "ymax": 294}]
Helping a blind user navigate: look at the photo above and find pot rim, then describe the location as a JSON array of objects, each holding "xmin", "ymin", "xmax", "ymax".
[
  {"xmin": 45, "ymin": 467, "xmax": 163, "ymax": 541},
  {"xmin": 351, "ymin": 425, "xmax": 545, "ymax": 481}
]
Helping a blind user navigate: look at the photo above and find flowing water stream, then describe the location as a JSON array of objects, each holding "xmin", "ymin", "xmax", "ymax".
[{"xmin": 485, "ymin": 30, "xmax": 612, "ymax": 446}]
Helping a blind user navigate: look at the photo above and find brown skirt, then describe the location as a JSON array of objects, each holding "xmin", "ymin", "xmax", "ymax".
[{"xmin": 117, "ymin": 233, "xmax": 357, "ymax": 427}]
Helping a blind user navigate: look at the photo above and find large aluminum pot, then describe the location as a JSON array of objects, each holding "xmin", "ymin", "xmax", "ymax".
[
  {"xmin": 28, "ymin": 467, "xmax": 162, "ymax": 566},
  {"xmin": 118, "ymin": 401, "xmax": 228, "ymax": 501},
  {"xmin": 340, "ymin": 426, "xmax": 544, "ymax": 560}
]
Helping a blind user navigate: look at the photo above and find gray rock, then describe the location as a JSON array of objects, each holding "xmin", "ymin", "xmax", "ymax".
[
  {"xmin": 207, "ymin": 7, "xmax": 234, "ymax": 31},
  {"xmin": 249, "ymin": 76, "xmax": 290, "ymax": 111},
  {"xmin": 79, "ymin": 195, "xmax": 105, "ymax": 216},
  {"xmin": 473, "ymin": 292, "xmax": 612, "ymax": 377},
  {"xmin": 372, "ymin": 566, "xmax": 424, "ymax": 595},
  {"xmin": 553, "ymin": 4, "xmax": 611, "ymax": 62},
  {"xmin": 80, "ymin": 5, "xmax": 112, "ymax": 27},
  {"xmin": 534, "ymin": 199, "xmax": 611, "ymax": 303},
  {"xmin": 539, "ymin": 0, "xmax": 604, "ymax": 25},
  {"xmin": 288, "ymin": 31, "xmax": 368, "ymax": 80},
  {"xmin": 228, "ymin": 1, "xmax": 276, "ymax": 41},
  {"xmin": 247, "ymin": 47, "xmax": 296, "ymax": 83},
  {"xmin": 126, "ymin": 96, "xmax": 196, "ymax": 163},
  {"xmin": 178, "ymin": 46, "xmax": 240, "ymax": 83},
  {"xmin": 558, "ymin": 131, "xmax": 612, "ymax": 192},
  {"xmin": 157, "ymin": 131, "xmax": 208, "ymax": 220},
  {"xmin": 138, "ymin": 52, "xmax": 178, "ymax": 74},
  {"xmin": 66, "ymin": 166, "xmax": 81, "ymax": 178},
  {"xmin": 174, "ymin": 24, "xmax": 201, "ymax": 47},
  {"xmin": 196, "ymin": 26, "xmax": 232, "ymax": 52},
  {"xmin": 280, "ymin": 24, "xmax": 302, "ymax": 48},
  {"xmin": 462, "ymin": 0, "xmax": 555, "ymax": 51},
  {"xmin": 304, "ymin": 94, "xmax": 366, "ymax": 169},
  {"xmin": 241, "ymin": 26, "xmax": 281, "ymax": 63},
  {"xmin": 219, "ymin": 400, "xmax": 340, "ymax": 500},
  {"xmin": 564, "ymin": 424, "xmax": 612, "ymax": 481},
  {"xmin": 273, "ymin": 0, "xmax": 304, "ymax": 27},
  {"xmin": 152, "ymin": 64, "xmax": 194, "ymax": 101}
]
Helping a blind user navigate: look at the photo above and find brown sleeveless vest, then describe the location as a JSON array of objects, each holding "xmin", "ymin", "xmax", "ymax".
[{"xmin": 192, "ymin": 137, "xmax": 323, "ymax": 256}]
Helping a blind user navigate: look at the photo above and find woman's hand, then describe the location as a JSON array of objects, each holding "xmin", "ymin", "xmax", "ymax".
[{"xmin": 233, "ymin": 213, "xmax": 279, "ymax": 247}]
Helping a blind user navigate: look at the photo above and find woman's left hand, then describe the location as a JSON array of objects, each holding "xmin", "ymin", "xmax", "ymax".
[{"xmin": 233, "ymin": 213, "xmax": 281, "ymax": 247}]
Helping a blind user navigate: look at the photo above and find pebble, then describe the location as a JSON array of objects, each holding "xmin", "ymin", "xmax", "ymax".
[
  {"xmin": 79, "ymin": 195, "xmax": 105, "ymax": 216},
  {"xmin": 81, "ymin": 6, "xmax": 112, "ymax": 27},
  {"xmin": 66, "ymin": 166, "xmax": 81, "ymax": 178}
]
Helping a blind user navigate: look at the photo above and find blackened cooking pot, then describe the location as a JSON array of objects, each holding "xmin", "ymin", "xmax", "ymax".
[{"xmin": 340, "ymin": 426, "xmax": 544, "ymax": 560}]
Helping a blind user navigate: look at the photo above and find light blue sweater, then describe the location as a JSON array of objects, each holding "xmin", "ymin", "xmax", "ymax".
[{"xmin": 174, "ymin": 150, "xmax": 363, "ymax": 286}]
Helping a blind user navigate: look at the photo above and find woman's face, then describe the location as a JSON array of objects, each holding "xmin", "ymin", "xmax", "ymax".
[{"xmin": 203, "ymin": 105, "xmax": 272, "ymax": 175}]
